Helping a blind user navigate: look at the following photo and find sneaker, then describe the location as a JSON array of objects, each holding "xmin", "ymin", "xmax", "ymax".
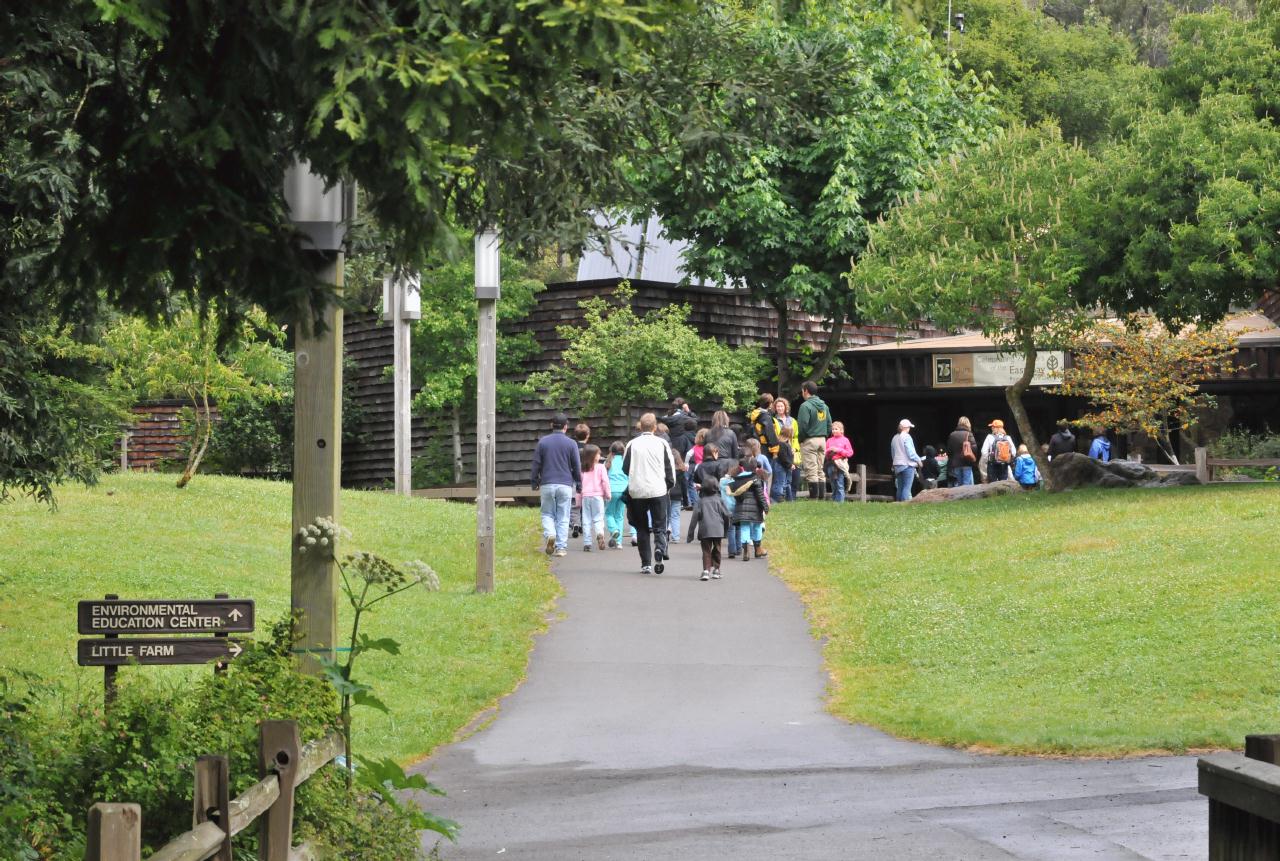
[
  {"xmin": 608, "ymin": 534, "xmax": 618, "ymax": 549},
  {"xmin": 571, "ymin": 525, "xmax": 581, "ymax": 539},
  {"xmin": 583, "ymin": 545, "xmax": 592, "ymax": 553},
  {"xmin": 712, "ymin": 569, "xmax": 722, "ymax": 579},
  {"xmin": 596, "ymin": 532, "xmax": 607, "ymax": 551},
  {"xmin": 654, "ymin": 561, "xmax": 664, "ymax": 574},
  {"xmin": 544, "ymin": 535, "xmax": 556, "ymax": 555},
  {"xmin": 641, "ymin": 565, "xmax": 653, "ymax": 575},
  {"xmin": 630, "ymin": 537, "xmax": 638, "ymax": 547},
  {"xmin": 554, "ymin": 548, "xmax": 567, "ymax": 557},
  {"xmin": 700, "ymin": 570, "xmax": 711, "ymax": 581}
]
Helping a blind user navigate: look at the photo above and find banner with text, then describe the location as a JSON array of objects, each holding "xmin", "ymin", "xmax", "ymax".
[{"xmin": 932, "ymin": 351, "xmax": 1064, "ymax": 389}]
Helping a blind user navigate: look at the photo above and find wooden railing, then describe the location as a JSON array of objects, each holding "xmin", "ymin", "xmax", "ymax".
[
  {"xmin": 1194, "ymin": 447, "xmax": 1280, "ymax": 483},
  {"xmin": 1199, "ymin": 734, "xmax": 1280, "ymax": 858},
  {"xmin": 85, "ymin": 721, "xmax": 344, "ymax": 861}
]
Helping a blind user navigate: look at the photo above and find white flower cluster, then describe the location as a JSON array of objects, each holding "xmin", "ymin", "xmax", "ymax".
[
  {"xmin": 402, "ymin": 560, "xmax": 441, "ymax": 592},
  {"xmin": 296, "ymin": 516, "xmax": 352, "ymax": 555}
]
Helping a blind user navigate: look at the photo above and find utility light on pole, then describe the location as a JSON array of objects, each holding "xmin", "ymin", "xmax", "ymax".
[
  {"xmin": 383, "ymin": 274, "xmax": 421, "ymax": 497},
  {"xmin": 475, "ymin": 228, "xmax": 501, "ymax": 594},
  {"xmin": 284, "ymin": 159, "xmax": 354, "ymax": 672}
]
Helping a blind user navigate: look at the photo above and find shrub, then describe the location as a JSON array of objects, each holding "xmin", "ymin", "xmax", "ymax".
[
  {"xmin": 1, "ymin": 617, "xmax": 421, "ymax": 860},
  {"xmin": 1210, "ymin": 428, "xmax": 1280, "ymax": 481}
]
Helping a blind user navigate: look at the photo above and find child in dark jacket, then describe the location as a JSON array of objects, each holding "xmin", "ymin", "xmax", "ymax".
[
  {"xmin": 687, "ymin": 477, "xmax": 732, "ymax": 580},
  {"xmin": 728, "ymin": 456, "xmax": 769, "ymax": 561}
]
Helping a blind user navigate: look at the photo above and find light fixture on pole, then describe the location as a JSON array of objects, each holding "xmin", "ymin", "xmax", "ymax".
[
  {"xmin": 475, "ymin": 228, "xmax": 501, "ymax": 594},
  {"xmin": 383, "ymin": 274, "xmax": 421, "ymax": 497},
  {"xmin": 284, "ymin": 159, "xmax": 354, "ymax": 673}
]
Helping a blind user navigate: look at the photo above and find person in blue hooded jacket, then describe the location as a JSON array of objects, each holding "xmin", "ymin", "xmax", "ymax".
[
  {"xmin": 1013, "ymin": 444, "xmax": 1040, "ymax": 488},
  {"xmin": 1088, "ymin": 427, "xmax": 1112, "ymax": 462}
]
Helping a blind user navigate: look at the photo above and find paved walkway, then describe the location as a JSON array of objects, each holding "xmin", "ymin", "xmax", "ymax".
[{"xmin": 417, "ymin": 532, "xmax": 1204, "ymax": 859}]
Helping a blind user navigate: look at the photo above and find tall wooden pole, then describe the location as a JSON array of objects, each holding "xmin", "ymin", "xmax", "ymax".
[
  {"xmin": 390, "ymin": 276, "xmax": 412, "ymax": 496},
  {"xmin": 291, "ymin": 253, "xmax": 343, "ymax": 672},
  {"xmin": 475, "ymin": 229, "xmax": 501, "ymax": 593}
]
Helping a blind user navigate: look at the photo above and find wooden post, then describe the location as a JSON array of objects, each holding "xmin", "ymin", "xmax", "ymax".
[
  {"xmin": 475, "ymin": 230, "xmax": 500, "ymax": 594},
  {"xmin": 390, "ymin": 275, "xmax": 413, "ymax": 497},
  {"xmin": 1195, "ymin": 446, "xmax": 1210, "ymax": 484},
  {"xmin": 291, "ymin": 253, "xmax": 343, "ymax": 674},
  {"xmin": 258, "ymin": 720, "xmax": 300, "ymax": 861},
  {"xmin": 119, "ymin": 429, "xmax": 131, "ymax": 472},
  {"xmin": 1207, "ymin": 736, "xmax": 1280, "ymax": 859},
  {"xmin": 103, "ymin": 593, "xmax": 118, "ymax": 708},
  {"xmin": 86, "ymin": 803, "xmax": 141, "ymax": 861},
  {"xmin": 194, "ymin": 755, "xmax": 231, "ymax": 861},
  {"xmin": 857, "ymin": 463, "xmax": 867, "ymax": 503}
]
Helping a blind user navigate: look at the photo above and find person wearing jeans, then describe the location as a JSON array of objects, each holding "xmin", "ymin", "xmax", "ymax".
[
  {"xmin": 945, "ymin": 416, "xmax": 978, "ymax": 487},
  {"xmin": 890, "ymin": 418, "xmax": 923, "ymax": 502},
  {"xmin": 531, "ymin": 412, "xmax": 582, "ymax": 556}
]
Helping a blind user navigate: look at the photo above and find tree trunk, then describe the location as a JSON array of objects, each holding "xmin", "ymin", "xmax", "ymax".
[
  {"xmin": 809, "ymin": 314, "xmax": 846, "ymax": 384},
  {"xmin": 772, "ymin": 298, "xmax": 791, "ymax": 395},
  {"xmin": 1157, "ymin": 427, "xmax": 1180, "ymax": 465},
  {"xmin": 177, "ymin": 390, "xmax": 213, "ymax": 489},
  {"xmin": 450, "ymin": 403, "xmax": 464, "ymax": 485},
  {"xmin": 1005, "ymin": 334, "xmax": 1053, "ymax": 491}
]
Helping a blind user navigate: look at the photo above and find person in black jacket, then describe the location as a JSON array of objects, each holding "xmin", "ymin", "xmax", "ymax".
[
  {"xmin": 1047, "ymin": 422, "xmax": 1077, "ymax": 460},
  {"xmin": 662, "ymin": 398, "xmax": 700, "ymax": 510},
  {"xmin": 728, "ymin": 456, "xmax": 769, "ymax": 561},
  {"xmin": 944, "ymin": 416, "xmax": 978, "ymax": 487},
  {"xmin": 706, "ymin": 410, "xmax": 739, "ymax": 476}
]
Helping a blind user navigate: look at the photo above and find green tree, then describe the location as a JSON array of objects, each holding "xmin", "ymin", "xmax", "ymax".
[
  {"xmin": 852, "ymin": 125, "xmax": 1097, "ymax": 488},
  {"xmin": 641, "ymin": 1, "xmax": 996, "ymax": 390},
  {"xmin": 103, "ymin": 308, "xmax": 288, "ymax": 488},
  {"xmin": 408, "ymin": 241, "xmax": 544, "ymax": 484},
  {"xmin": 527, "ymin": 285, "xmax": 766, "ymax": 430}
]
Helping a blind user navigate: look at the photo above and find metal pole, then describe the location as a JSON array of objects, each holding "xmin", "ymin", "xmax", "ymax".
[
  {"xmin": 475, "ymin": 229, "xmax": 501, "ymax": 593},
  {"xmin": 947, "ymin": 0, "xmax": 952, "ymax": 46},
  {"xmin": 291, "ymin": 253, "xmax": 343, "ymax": 673},
  {"xmin": 391, "ymin": 276, "xmax": 412, "ymax": 496}
]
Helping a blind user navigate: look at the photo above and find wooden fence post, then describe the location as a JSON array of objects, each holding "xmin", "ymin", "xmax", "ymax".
[
  {"xmin": 1195, "ymin": 446, "xmax": 1210, "ymax": 484},
  {"xmin": 259, "ymin": 720, "xmax": 300, "ymax": 861},
  {"xmin": 86, "ymin": 803, "xmax": 141, "ymax": 861},
  {"xmin": 194, "ymin": 755, "xmax": 231, "ymax": 861},
  {"xmin": 1205, "ymin": 735, "xmax": 1280, "ymax": 859},
  {"xmin": 857, "ymin": 463, "xmax": 867, "ymax": 503}
]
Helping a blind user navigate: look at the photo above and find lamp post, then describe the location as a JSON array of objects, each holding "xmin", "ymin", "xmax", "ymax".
[
  {"xmin": 475, "ymin": 228, "xmax": 501, "ymax": 593},
  {"xmin": 284, "ymin": 160, "xmax": 354, "ymax": 672},
  {"xmin": 382, "ymin": 274, "xmax": 421, "ymax": 496}
]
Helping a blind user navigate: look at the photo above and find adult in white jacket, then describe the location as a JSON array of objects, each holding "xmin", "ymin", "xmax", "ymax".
[{"xmin": 623, "ymin": 413, "xmax": 676, "ymax": 574}]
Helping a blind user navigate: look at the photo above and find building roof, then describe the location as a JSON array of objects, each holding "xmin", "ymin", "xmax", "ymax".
[{"xmin": 846, "ymin": 313, "xmax": 1280, "ymax": 354}]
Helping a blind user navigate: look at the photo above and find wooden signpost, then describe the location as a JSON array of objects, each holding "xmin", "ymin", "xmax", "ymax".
[{"xmin": 78, "ymin": 594, "xmax": 255, "ymax": 706}]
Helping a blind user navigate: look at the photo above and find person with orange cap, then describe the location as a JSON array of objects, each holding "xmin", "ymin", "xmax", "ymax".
[{"xmin": 983, "ymin": 419, "xmax": 1017, "ymax": 482}]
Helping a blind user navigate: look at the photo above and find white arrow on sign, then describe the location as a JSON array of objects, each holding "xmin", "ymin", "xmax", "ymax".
[
  {"xmin": 228, "ymin": 608, "xmax": 243, "ymax": 621},
  {"xmin": 228, "ymin": 643, "xmax": 243, "ymax": 658}
]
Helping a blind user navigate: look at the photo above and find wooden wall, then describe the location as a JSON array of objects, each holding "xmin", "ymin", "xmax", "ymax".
[{"xmin": 341, "ymin": 278, "xmax": 946, "ymax": 488}]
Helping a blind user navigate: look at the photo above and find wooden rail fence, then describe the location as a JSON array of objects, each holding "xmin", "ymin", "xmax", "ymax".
[
  {"xmin": 1194, "ymin": 447, "xmax": 1280, "ymax": 483},
  {"xmin": 1199, "ymin": 734, "xmax": 1280, "ymax": 858},
  {"xmin": 85, "ymin": 721, "xmax": 343, "ymax": 861}
]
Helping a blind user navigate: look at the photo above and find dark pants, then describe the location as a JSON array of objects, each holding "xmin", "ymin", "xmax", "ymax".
[
  {"xmin": 700, "ymin": 538, "xmax": 722, "ymax": 571},
  {"xmin": 988, "ymin": 462, "xmax": 1010, "ymax": 482},
  {"xmin": 627, "ymin": 495, "xmax": 670, "ymax": 567}
]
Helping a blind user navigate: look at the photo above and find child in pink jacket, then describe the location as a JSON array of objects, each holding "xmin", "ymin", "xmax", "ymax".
[
  {"xmin": 825, "ymin": 421, "xmax": 854, "ymax": 499},
  {"xmin": 579, "ymin": 444, "xmax": 611, "ymax": 551}
]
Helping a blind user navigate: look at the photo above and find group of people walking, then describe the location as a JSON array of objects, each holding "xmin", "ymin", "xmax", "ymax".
[{"xmin": 530, "ymin": 382, "xmax": 850, "ymax": 579}]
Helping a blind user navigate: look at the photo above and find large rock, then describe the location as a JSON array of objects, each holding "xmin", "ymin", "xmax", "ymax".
[
  {"xmin": 1047, "ymin": 452, "xmax": 1201, "ymax": 490},
  {"xmin": 909, "ymin": 480, "xmax": 1025, "ymax": 503}
]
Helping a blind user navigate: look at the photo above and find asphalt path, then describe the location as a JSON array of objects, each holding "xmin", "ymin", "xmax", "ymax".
[{"xmin": 417, "ymin": 523, "xmax": 1205, "ymax": 860}]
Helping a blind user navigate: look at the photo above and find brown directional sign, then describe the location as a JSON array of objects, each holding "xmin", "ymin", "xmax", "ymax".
[
  {"xmin": 77, "ymin": 637, "xmax": 244, "ymax": 667},
  {"xmin": 78, "ymin": 599, "xmax": 254, "ymax": 635}
]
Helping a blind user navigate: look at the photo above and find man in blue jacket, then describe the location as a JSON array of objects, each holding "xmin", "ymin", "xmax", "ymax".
[{"xmin": 531, "ymin": 413, "xmax": 582, "ymax": 557}]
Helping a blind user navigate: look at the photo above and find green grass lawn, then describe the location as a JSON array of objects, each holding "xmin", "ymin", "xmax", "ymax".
[
  {"xmin": 0, "ymin": 473, "xmax": 557, "ymax": 764},
  {"xmin": 767, "ymin": 484, "xmax": 1280, "ymax": 755}
]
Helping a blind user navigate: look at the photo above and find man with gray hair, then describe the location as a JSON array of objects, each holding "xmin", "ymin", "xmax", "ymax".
[
  {"xmin": 623, "ymin": 412, "xmax": 677, "ymax": 574},
  {"xmin": 890, "ymin": 418, "xmax": 923, "ymax": 502}
]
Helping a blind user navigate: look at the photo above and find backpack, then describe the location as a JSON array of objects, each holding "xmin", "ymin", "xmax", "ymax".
[
  {"xmin": 993, "ymin": 435, "xmax": 1015, "ymax": 465},
  {"xmin": 961, "ymin": 437, "xmax": 976, "ymax": 464}
]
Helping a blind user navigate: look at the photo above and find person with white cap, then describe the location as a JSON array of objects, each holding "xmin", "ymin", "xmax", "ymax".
[{"xmin": 890, "ymin": 419, "xmax": 923, "ymax": 502}]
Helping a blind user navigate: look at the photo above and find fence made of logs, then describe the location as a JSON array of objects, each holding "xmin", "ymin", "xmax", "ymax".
[
  {"xmin": 1199, "ymin": 734, "xmax": 1280, "ymax": 858},
  {"xmin": 1193, "ymin": 447, "xmax": 1280, "ymax": 483},
  {"xmin": 85, "ymin": 720, "xmax": 343, "ymax": 861}
]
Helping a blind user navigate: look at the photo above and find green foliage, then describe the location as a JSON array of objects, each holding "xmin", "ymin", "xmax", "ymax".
[
  {"xmin": 0, "ymin": 324, "xmax": 128, "ymax": 506},
  {"xmin": 2, "ymin": 0, "xmax": 680, "ymax": 333},
  {"xmin": 0, "ymin": 624, "xmax": 426, "ymax": 860},
  {"xmin": 102, "ymin": 307, "xmax": 288, "ymax": 487},
  {"xmin": 642, "ymin": 0, "xmax": 996, "ymax": 385},
  {"xmin": 1211, "ymin": 427, "xmax": 1280, "ymax": 481},
  {"xmin": 527, "ymin": 284, "xmax": 766, "ymax": 420}
]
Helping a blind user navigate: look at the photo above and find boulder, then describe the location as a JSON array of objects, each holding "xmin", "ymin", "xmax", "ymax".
[
  {"xmin": 909, "ymin": 480, "xmax": 1025, "ymax": 503},
  {"xmin": 1047, "ymin": 452, "xmax": 1201, "ymax": 490}
]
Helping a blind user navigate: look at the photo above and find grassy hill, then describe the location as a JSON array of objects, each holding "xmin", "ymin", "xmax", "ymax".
[
  {"xmin": 768, "ymin": 484, "xmax": 1280, "ymax": 755},
  {"xmin": 0, "ymin": 473, "xmax": 557, "ymax": 763}
]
